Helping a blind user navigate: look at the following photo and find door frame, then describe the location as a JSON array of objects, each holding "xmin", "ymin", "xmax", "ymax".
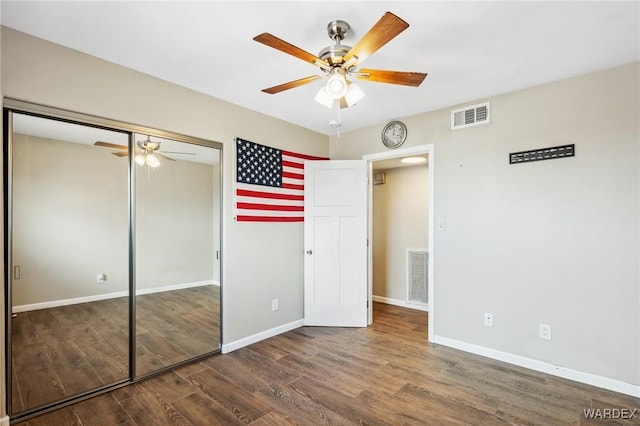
[{"xmin": 363, "ymin": 144, "xmax": 435, "ymax": 341}]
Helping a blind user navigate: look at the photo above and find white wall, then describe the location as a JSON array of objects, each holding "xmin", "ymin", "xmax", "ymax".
[
  {"xmin": 372, "ymin": 165, "xmax": 429, "ymax": 303},
  {"xmin": 332, "ymin": 63, "xmax": 640, "ymax": 390},
  {"xmin": 0, "ymin": 27, "xmax": 329, "ymax": 348}
]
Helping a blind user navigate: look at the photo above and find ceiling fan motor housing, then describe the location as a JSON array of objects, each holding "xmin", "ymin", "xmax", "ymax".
[
  {"xmin": 319, "ymin": 20, "xmax": 352, "ymax": 67},
  {"xmin": 319, "ymin": 44, "xmax": 352, "ymax": 66}
]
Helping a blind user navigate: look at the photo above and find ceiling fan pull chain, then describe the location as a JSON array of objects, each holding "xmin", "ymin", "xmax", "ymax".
[{"xmin": 336, "ymin": 101, "xmax": 341, "ymax": 138}]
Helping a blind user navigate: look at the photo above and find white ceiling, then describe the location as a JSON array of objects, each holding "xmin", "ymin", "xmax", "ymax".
[{"xmin": 1, "ymin": 1, "xmax": 638, "ymax": 136}]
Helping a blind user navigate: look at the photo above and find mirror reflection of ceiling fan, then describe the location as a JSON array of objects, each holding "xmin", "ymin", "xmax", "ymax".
[
  {"xmin": 94, "ymin": 136, "xmax": 195, "ymax": 167},
  {"xmin": 253, "ymin": 11, "xmax": 427, "ymax": 109}
]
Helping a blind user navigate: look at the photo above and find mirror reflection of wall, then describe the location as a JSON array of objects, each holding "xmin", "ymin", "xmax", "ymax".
[
  {"xmin": 10, "ymin": 114, "xmax": 130, "ymax": 413},
  {"xmin": 6, "ymin": 109, "xmax": 222, "ymax": 419}
]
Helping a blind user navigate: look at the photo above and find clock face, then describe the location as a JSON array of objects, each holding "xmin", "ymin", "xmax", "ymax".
[{"xmin": 382, "ymin": 121, "xmax": 407, "ymax": 149}]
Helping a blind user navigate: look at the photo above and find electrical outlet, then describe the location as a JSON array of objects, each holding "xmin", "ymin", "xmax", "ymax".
[
  {"xmin": 539, "ymin": 323, "xmax": 552, "ymax": 340},
  {"xmin": 97, "ymin": 273, "xmax": 107, "ymax": 284},
  {"xmin": 272, "ymin": 299, "xmax": 279, "ymax": 311},
  {"xmin": 483, "ymin": 312, "xmax": 493, "ymax": 327}
]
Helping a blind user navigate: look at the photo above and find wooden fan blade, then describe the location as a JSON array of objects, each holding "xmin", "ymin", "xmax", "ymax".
[
  {"xmin": 253, "ymin": 33, "xmax": 331, "ymax": 70},
  {"xmin": 95, "ymin": 141, "xmax": 128, "ymax": 150},
  {"xmin": 262, "ymin": 75, "xmax": 323, "ymax": 94},
  {"xmin": 111, "ymin": 151, "xmax": 129, "ymax": 157},
  {"xmin": 159, "ymin": 151, "xmax": 196, "ymax": 155},
  {"xmin": 155, "ymin": 152, "xmax": 176, "ymax": 162},
  {"xmin": 343, "ymin": 12, "xmax": 409, "ymax": 65},
  {"xmin": 356, "ymin": 69, "xmax": 427, "ymax": 87}
]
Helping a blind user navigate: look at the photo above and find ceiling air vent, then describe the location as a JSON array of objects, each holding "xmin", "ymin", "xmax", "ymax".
[{"xmin": 451, "ymin": 102, "xmax": 490, "ymax": 130}]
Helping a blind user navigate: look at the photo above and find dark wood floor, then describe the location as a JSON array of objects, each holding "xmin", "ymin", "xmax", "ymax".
[
  {"xmin": 14, "ymin": 302, "xmax": 639, "ymax": 425},
  {"xmin": 11, "ymin": 285, "xmax": 220, "ymax": 414}
]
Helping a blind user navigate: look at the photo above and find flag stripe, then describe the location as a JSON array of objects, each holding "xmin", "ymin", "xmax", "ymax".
[
  {"xmin": 237, "ymin": 215, "xmax": 304, "ymax": 222},
  {"xmin": 236, "ymin": 189, "xmax": 304, "ymax": 201},
  {"xmin": 235, "ymin": 138, "xmax": 328, "ymax": 222},
  {"xmin": 282, "ymin": 171, "xmax": 304, "ymax": 180},
  {"xmin": 282, "ymin": 160, "xmax": 304, "ymax": 169},
  {"xmin": 282, "ymin": 150, "xmax": 327, "ymax": 161},
  {"xmin": 237, "ymin": 202, "xmax": 304, "ymax": 212},
  {"xmin": 282, "ymin": 183, "xmax": 304, "ymax": 191}
]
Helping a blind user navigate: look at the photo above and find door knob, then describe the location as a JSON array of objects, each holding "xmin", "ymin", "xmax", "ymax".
[{"xmin": 306, "ymin": 250, "xmax": 313, "ymax": 255}]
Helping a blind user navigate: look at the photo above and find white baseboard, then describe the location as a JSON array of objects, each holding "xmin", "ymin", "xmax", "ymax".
[
  {"xmin": 221, "ymin": 319, "xmax": 304, "ymax": 354},
  {"xmin": 432, "ymin": 335, "xmax": 640, "ymax": 398},
  {"xmin": 373, "ymin": 295, "xmax": 429, "ymax": 312},
  {"xmin": 13, "ymin": 280, "xmax": 219, "ymax": 313},
  {"xmin": 0, "ymin": 415, "xmax": 9, "ymax": 426},
  {"xmin": 137, "ymin": 280, "xmax": 219, "ymax": 296}
]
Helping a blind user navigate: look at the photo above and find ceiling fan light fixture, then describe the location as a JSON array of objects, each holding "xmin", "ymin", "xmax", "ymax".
[
  {"xmin": 344, "ymin": 82, "xmax": 366, "ymax": 107},
  {"xmin": 134, "ymin": 154, "xmax": 146, "ymax": 166},
  {"xmin": 314, "ymin": 86, "xmax": 334, "ymax": 108},
  {"xmin": 342, "ymin": 55, "xmax": 358, "ymax": 70},
  {"xmin": 326, "ymin": 69, "xmax": 348, "ymax": 99},
  {"xmin": 146, "ymin": 153, "xmax": 161, "ymax": 168}
]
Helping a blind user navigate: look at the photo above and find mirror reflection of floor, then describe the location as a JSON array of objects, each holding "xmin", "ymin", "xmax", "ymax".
[{"xmin": 11, "ymin": 285, "xmax": 220, "ymax": 414}]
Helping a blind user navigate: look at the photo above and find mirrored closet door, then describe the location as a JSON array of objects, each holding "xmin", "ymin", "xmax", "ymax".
[
  {"xmin": 134, "ymin": 133, "xmax": 221, "ymax": 376},
  {"xmin": 5, "ymin": 106, "xmax": 222, "ymax": 419},
  {"xmin": 8, "ymin": 113, "xmax": 130, "ymax": 414}
]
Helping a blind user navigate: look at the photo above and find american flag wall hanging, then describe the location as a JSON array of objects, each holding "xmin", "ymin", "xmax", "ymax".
[{"xmin": 235, "ymin": 138, "xmax": 329, "ymax": 222}]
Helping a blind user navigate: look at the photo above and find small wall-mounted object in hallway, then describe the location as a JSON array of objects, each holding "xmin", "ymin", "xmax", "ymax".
[{"xmin": 373, "ymin": 172, "xmax": 386, "ymax": 185}]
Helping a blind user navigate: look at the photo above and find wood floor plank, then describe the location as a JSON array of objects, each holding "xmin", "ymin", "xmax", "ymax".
[
  {"xmin": 140, "ymin": 371, "xmax": 199, "ymax": 404},
  {"xmin": 256, "ymin": 382, "xmax": 352, "ymax": 425},
  {"xmin": 71, "ymin": 393, "xmax": 133, "ymax": 426},
  {"xmin": 287, "ymin": 374, "xmax": 400, "ymax": 425},
  {"xmin": 248, "ymin": 411, "xmax": 297, "ymax": 426},
  {"xmin": 172, "ymin": 392, "xmax": 245, "ymax": 426},
  {"xmin": 232, "ymin": 347, "xmax": 301, "ymax": 386},
  {"xmin": 187, "ymin": 368, "xmax": 273, "ymax": 424},
  {"xmin": 276, "ymin": 353, "xmax": 368, "ymax": 398},
  {"xmin": 199, "ymin": 355, "xmax": 270, "ymax": 394},
  {"xmin": 118, "ymin": 390, "xmax": 193, "ymax": 426}
]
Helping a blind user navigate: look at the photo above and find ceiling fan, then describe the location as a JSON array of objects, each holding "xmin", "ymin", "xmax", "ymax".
[
  {"xmin": 94, "ymin": 136, "xmax": 195, "ymax": 168},
  {"xmin": 253, "ymin": 11, "xmax": 427, "ymax": 109}
]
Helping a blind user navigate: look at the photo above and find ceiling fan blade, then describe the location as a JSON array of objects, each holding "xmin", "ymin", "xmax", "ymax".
[
  {"xmin": 95, "ymin": 141, "xmax": 128, "ymax": 150},
  {"xmin": 253, "ymin": 33, "xmax": 331, "ymax": 70},
  {"xmin": 356, "ymin": 69, "xmax": 427, "ymax": 87},
  {"xmin": 159, "ymin": 151, "xmax": 196, "ymax": 155},
  {"xmin": 155, "ymin": 153, "xmax": 176, "ymax": 162},
  {"xmin": 343, "ymin": 12, "xmax": 409, "ymax": 66},
  {"xmin": 262, "ymin": 75, "xmax": 323, "ymax": 94},
  {"xmin": 111, "ymin": 151, "xmax": 129, "ymax": 157}
]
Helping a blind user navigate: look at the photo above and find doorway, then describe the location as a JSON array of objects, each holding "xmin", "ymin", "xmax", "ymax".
[{"xmin": 364, "ymin": 145, "xmax": 434, "ymax": 340}]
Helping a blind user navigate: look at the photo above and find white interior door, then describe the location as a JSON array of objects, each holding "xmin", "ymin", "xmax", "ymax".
[{"xmin": 304, "ymin": 160, "xmax": 367, "ymax": 326}]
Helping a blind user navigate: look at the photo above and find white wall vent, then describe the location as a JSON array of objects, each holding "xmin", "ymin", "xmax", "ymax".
[
  {"xmin": 451, "ymin": 102, "xmax": 490, "ymax": 130},
  {"xmin": 407, "ymin": 249, "xmax": 428, "ymax": 305}
]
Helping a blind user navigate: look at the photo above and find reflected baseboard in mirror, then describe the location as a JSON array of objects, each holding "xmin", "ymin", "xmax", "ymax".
[
  {"xmin": 11, "ymin": 297, "xmax": 129, "ymax": 413},
  {"xmin": 136, "ymin": 285, "xmax": 221, "ymax": 376}
]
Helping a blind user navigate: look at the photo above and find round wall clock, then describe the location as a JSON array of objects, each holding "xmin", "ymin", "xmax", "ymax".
[{"xmin": 381, "ymin": 121, "xmax": 407, "ymax": 149}]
